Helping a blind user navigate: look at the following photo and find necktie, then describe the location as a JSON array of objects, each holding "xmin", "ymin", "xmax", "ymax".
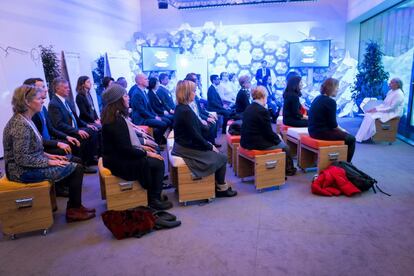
[
  {"xmin": 64, "ymin": 101, "xmax": 78, "ymax": 129},
  {"xmin": 40, "ymin": 110, "xmax": 51, "ymax": 140}
]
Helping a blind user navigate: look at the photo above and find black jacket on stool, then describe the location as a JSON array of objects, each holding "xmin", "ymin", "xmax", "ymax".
[{"xmin": 241, "ymin": 102, "xmax": 281, "ymax": 150}]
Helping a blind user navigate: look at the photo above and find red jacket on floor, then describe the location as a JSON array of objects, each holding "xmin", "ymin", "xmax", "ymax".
[{"xmin": 311, "ymin": 166, "xmax": 361, "ymax": 197}]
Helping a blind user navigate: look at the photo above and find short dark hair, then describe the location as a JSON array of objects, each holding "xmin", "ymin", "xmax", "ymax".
[
  {"xmin": 116, "ymin": 77, "xmax": 126, "ymax": 82},
  {"xmin": 148, "ymin": 77, "xmax": 159, "ymax": 91},
  {"xmin": 103, "ymin": 76, "xmax": 114, "ymax": 89},
  {"xmin": 23, "ymin": 78, "xmax": 43, "ymax": 85},
  {"xmin": 159, "ymin": 73, "xmax": 169, "ymax": 82},
  {"xmin": 210, "ymin": 74, "xmax": 219, "ymax": 83},
  {"xmin": 52, "ymin": 77, "xmax": 68, "ymax": 93},
  {"xmin": 261, "ymin": 60, "xmax": 267, "ymax": 64},
  {"xmin": 220, "ymin": 72, "xmax": 228, "ymax": 80},
  {"xmin": 184, "ymin": 73, "xmax": 197, "ymax": 83}
]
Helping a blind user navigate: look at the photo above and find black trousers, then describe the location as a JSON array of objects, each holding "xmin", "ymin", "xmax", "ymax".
[
  {"xmin": 216, "ymin": 109, "xmax": 232, "ymax": 134},
  {"xmin": 215, "ymin": 163, "xmax": 226, "ymax": 185},
  {"xmin": 283, "ymin": 118, "xmax": 308, "ymax": 127},
  {"xmin": 73, "ymin": 128, "xmax": 99, "ymax": 165},
  {"xmin": 146, "ymin": 157, "xmax": 165, "ymax": 202},
  {"xmin": 310, "ymin": 129, "xmax": 356, "ymax": 162},
  {"xmin": 56, "ymin": 164, "xmax": 83, "ymax": 209},
  {"xmin": 144, "ymin": 118, "xmax": 168, "ymax": 144}
]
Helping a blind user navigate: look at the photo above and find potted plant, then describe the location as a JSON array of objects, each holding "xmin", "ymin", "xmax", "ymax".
[{"xmin": 39, "ymin": 45, "xmax": 61, "ymax": 98}]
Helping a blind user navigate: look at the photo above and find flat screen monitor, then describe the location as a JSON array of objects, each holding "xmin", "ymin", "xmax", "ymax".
[
  {"xmin": 142, "ymin": 46, "xmax": 179, "ymax": 71},
  {"xmin": 289, "ymin": 40, "xmax": 331, "ymax": 68}
]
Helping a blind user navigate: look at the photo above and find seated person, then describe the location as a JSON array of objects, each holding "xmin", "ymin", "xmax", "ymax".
[
  {"xmin": 218, "ymin": 71, "xmax": 236, "ymax": 104},
  {"xmin": 147, "ymin": 77, "xmax": 174, "ymax": 124},
  {"xmin": 255, "ymin": 60, "xmax": 271, "ymax": 86},
  {"xmin": 263, "ymin": 76, "xmax": 280, "ymax": 123},
  {"xmin": 171, "ymin": 80, "xmax": 237, "ymax": 197},
  {"xmin": 235, "ymin": 75, "xmax": 251, "ymax": 115},
  {"xmin": 207, "ymin": 74, "xmax": 233, "ymax": 134},
  {"xmin": 3, "ymin": 85, "xmax": 95, "ymax": 222},
  {"xmin": 75, "ymin": 76, "xmax": 101, "ymax": 126},
  {"xmin": 100, "ymin": 76, "xmax": 114, "ymax": 109},
  {"xmin": 24, "ymin": 78, "xmax": 79, "ymax": 156},
  {"xmin": 101, "ymin": 84, "xmax": 172, "ymax": 210},
  {"xmin": 240, "ymin": 86, "xmax": 296, "ymax": 176},
  {"xmin": 308, "ymin": 78, "xmax": 355, "ymax": 162},
  {"xmin": 157, "ymin": 73, "xmax": 175, "ymax": 114},
  {"xmin": 48, "ymin": 77, "xmax": 99, "ymax": 172},
  {"xmin": 130, "ymin": 74, "xmax": 170, "ymax": 144},
  {"xmin": 185, "ymin": 73, "xmax": 220, "ymax": 147},
  {"xmin": 283, "ymin": 75, "xmax": 308, "ymax": 127},
  {"xmin": 355, "ymin": 78, "xmax": 405, "ymax": 142}
]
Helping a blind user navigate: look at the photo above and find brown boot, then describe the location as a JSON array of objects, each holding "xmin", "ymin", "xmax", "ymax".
[{"xmin": 66, "ymin": 208, "xmax": 96, "ymax": 223}]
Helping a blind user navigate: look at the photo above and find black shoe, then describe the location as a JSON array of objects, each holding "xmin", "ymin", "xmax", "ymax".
[
  {"xmin": 162, "ymin": 182, "xmax": 173, "ymax": 190},
  {"xmin": 56, "ymin": 186, "xmax": 69, "ymax": 197},
  {"xmin": 286, "ymin": 167, "xmax": 297, "ymax": 176},
  {"xmin": 87, "ymin": 158, "xmax": 98, "ymax": 166},
  {"xmin": 163, "ymin": 175, "xmax": 169, "ymax": 180},
  {"xmin": 216, "ymin": 187, "xmax": 238, "ymax": 198},
  {"xmin": 213, "ymin": 143, "xmax": 222, "ymax": 148},
  {"xmin": 83, "ymin": 166, "xmax": 97, "ymax": 174},
  {"xmin": 149, "ymin": 199, "xmax": 173, "ymax": 210},
  {"xmin": 154, "ymin": 218, "xmax": 181, "ymax": 230}
]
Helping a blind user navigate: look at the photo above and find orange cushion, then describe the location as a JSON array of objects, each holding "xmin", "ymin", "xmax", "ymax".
[
  {"xmin": 280, "ymin": 123, "xmax": 292, "ymax": 132},
  {"xmin": 226, "ymin": 134, "xmax": 241, "ymax": 144},
  {"xmin": 98, "ymin": 158, "xmax": 112, "ymax": 177},
  {"xmin": 0, "ymin": 176, "xmax": 50, "ymax": 192},
  {"xmin": 137, "ymin": 125, "xmax": 150, "ymax": 133},
  {"xmin": 239, "ymin": 147, "xmax": 282, "ymax": 159},
  {"xmin": 300, "ymin": 135, "xmax": 345, "ymax": 148}
]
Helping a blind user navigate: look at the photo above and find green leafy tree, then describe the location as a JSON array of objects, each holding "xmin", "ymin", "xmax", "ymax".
[
  {"xmin": 39, "ymin": 45, "xmax": 61, "ymax": 98},
  {"xmin": 352, "ymin": 41, "xmax": 389, "ymax": 110}
]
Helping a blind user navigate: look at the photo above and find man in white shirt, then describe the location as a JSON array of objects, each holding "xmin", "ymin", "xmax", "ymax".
[
  {"xmin": 356, "ymin": 78, "xmax": 405, "ymax": 142},
  {"xmin": 218, "ymin": 72, "xmax": 236, "ymax": 104}
]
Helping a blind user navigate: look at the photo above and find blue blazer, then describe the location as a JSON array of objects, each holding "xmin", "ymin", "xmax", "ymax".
[
  {"xmin": 207, "ymin": 85, "xmax": 225, "ymax": 112},
  {"xmin": 255, "ymin": 68, "xmax": 271, "ymax": 86},
  {"xmin": 48, "ymin": 96, "xmax": 87, "ymax": 136},
  {"xmin": 130, "ymin": 87, "xmax": 157, "ymax": 125},
  {"xmin": 148, "ymin": 89, "xmax": 167, "ymax": 116},
  {"xmin": 157, "ymin": 86, "xmax": 175, "ymax": 111}
]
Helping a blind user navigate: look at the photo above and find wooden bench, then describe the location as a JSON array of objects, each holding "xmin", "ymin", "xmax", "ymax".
[
  {"xmin": 226, "ymin": 134, "xmax": 240, "ymax": 174},
  {"xmin": 237, "ymin": 147, "xmax": 286, "ymax": 192},
  {"xmin": 98, "ymin": 158, "xmax": 148, "ymax": 210},
  {"xmin": 299, "ymin": 136, "xmax": 348, "ymax": 173},
  {"xmin": 372, "ymin": 117, "xmax": 400, "ymax": 144},
  {"xmin": 286, "ymin": 127, "xmax": 309, "ymax": 158},
  {"xmin": 168, "ymin": 141, "xmax": 215, "ymax": 206},
  {"xmin": 0, "ymin": 177, "xmax": 54, "ymax": 239}
]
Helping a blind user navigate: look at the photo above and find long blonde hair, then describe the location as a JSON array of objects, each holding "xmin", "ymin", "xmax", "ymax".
[{"xmin": 176, "ymin": 80, "xmax": 196, "ymax": 105}]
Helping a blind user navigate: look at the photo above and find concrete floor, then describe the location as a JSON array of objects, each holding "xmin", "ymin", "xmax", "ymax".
[{"xmin": 1, "ymin": 118, "xmax": 414, "ymax": 276}]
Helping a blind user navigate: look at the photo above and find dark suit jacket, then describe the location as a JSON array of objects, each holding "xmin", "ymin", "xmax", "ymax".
[
  {"xmin": 235, "ymin": 88, "xmax": 250, "ymax": 114},
  {"xmin": 173, "ymin": 104, "xmax": 212, "ymax": 151},
  {"xmin": 130, "ymin": 87, "xmax": 157, "ymax": 125},
  {"xmin": 48, "ymin": 95, "xmax": 87, "ymax": 137},
  {"xmin": 207, "ymin": 85, "xmax": 225, "ymax": 112},
  {"xmin": 255, "ymin": 68, "xmax": 271, "ymax": 86},
  {"xmin": 283, "ymin": 94, "xmax": 304, "ymax": 126},
  {"xmin": 33, "ymin": 106, "xmax": 69, "ymax": 148},
  {"xmin": 240, "ymin": 102, "xmax": 281, "ymax": 150},
  {"xmin": 148, "ymin": 90, "xmax": 167, "ymax": 116},
  {"xmin": 195, "ymin": 96, "xmax": 210, "ymax": 120},
  {"xmin": 102, "ymin": 115, "xmax": 151, "ymax": 186},
  {"xmin": 157, "ymin": 86, "xmax": 175, "ymax": 111},
  {"xmin": 76, "ymin": 93, "xmax": 98, "ymax": 123}
]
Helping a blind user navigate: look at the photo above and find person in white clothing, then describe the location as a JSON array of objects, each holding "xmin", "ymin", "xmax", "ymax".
[
  {"xmin": 218, "ymin": 72, "xmax": 237, "ymax": 104},
  {"xmin": 355, "ymin": 78, "xmax": 405, "ymax": 142}
]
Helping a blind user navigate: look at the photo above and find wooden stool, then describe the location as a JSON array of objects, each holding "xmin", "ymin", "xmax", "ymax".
[
  {"xmin": 372, "ymin": 117, "xmax": 400, "ymax": 144},
  {"xmin": 286, "ymin": 127, "xmax": 309, "ymax": 158},
  {"xmin": 226, "ymin": 134, "xmax": 240, "ymax": 171},
  {"xmin": 169, "ymin": 151, "xmax": 215, "ymax": 205},
  {"xmin": 299, "ymin": 136, "xmax": 348, "ymax": 173},
  {"xmin": 237, "ymin": 147, "xmax": 286, "ymax": 192},
  {"xmin": 0, "ymin": 177, "xmax": 53, "ymax": 239},
  {"xmin": 98, "ymin": 158, "xmax": 148, "ymax": 210}
]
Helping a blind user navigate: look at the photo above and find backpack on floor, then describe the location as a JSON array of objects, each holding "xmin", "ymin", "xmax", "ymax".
[
  {"xmin": 102, "ymin": 208, "xmax": 156, "ymax": 240},
  {"xmin": 228, "ymin": 120, "xmax": 242, "ymax": 136},
  {"xmin": 331, "ymin": 161, "xmax": 390, "ymax": 196}
]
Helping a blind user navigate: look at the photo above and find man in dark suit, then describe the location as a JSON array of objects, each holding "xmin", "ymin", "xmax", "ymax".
[
  {"xmin": 157, "ymin": 73, "xmax": 175, "ymax": 113},
  {"xmin": 207, "ymin": 74, "xmax": 232, "ymax": 134},
  {"xmin": 48, "ymin": 77, "xmax": 99, "ymax": 173},
  {"xmin": 255, "ymin": 60, "xmax": 271, "ymax": 86},
  {"xmin": 130, "ymin": 74, "xmax": 169, "ymax": 144}
]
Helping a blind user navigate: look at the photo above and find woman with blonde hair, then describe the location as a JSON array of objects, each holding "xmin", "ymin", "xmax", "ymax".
[
  {"xmin": 308, "ymin": 78, "xmax": 356, "ymax": 162},
  {"xmin": 3, "ymin": 85, "xmax": 95, "ymax": 222},
  {"xmin": 172, "ymin": 80, "xmax": 237, "ymax": 197},
  {"xmin": 240, "ymin": 86, "xmax": 296, "ymax": 175}
]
